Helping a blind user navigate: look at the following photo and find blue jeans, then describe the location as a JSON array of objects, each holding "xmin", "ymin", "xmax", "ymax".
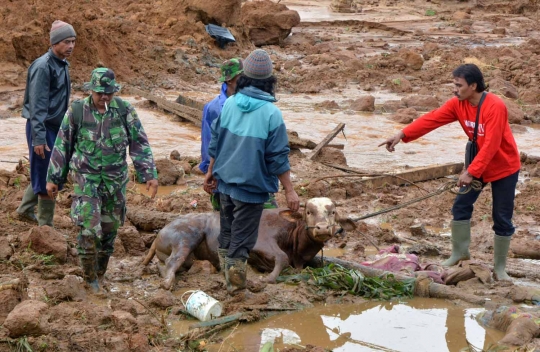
[
  {"xmin": 25, "ymin": 120, "xmax": 60, "ymax": 195},
  {"xmin": 452, "ymin": 170, "xmax": 519, "ymax": 236}
]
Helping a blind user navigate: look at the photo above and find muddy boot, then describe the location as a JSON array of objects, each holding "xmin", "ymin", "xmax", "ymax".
[
  {"xmin": 37, "ymin": 198, "xmax": 55, "ymax": 227},
  {"xmin": 493, "ymin": 234, "xmax": 512, "ymax": 281},
  {"xmin": 96, "ymin": 254, "xmax": 110, "ymax": 286},
  {"xmin": 225, "ymin": 257, "xmax": 247, "ymax": 295},
  {"xmin": 16, "ymin": 185, "xmax": 38, "ymax": 223},
  {"xmin": 217, "ymin": 248, "xmax": 228, "ymax": 277},
  {"xmin": 441, "ymin": 220, "xmax": 471, "ymax": 266},
  {"xmin": 80, "ymin": 255, "xmax": 100, "ymax": 294}
]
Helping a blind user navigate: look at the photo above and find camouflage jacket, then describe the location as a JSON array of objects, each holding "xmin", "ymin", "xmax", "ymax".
[{"xmin": 47, "ymin": 96, "xmax": 158, "ymax": 196}]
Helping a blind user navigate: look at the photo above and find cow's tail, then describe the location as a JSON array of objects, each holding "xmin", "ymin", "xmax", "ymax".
[{"xmin": 142, "ymin": 239, "xmax": 157, "ymax": 266}]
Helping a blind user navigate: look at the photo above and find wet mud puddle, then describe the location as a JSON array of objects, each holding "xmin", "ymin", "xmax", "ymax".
[{"xmin": 198, "ymin": 298, "xmax": 504, "ymax": 352}]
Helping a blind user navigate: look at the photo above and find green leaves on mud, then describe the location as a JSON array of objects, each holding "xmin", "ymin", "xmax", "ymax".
[{"xmin": 277, "ymin": 263, "xmax": 415, "ymax": 300}]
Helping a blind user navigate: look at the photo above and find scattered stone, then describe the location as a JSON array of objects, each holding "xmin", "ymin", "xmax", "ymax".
[
  {"xmin": 502, "ymin": 98, "xmax": 525, "ymax": 124},
  {"xmin": 118, "ymin": 226, "xmax": 146, "ymax": 256},
  {"xmin": 43, "ymin": 275, "xmax": 86, "ymax": 302},
  {"xmin": 150, "ymin": 290, "xmax": 176, "ymax": 308},
  {"xmin": 0, "ymin": 237, "xmax": 13, "ymax": 260},
  {"xmin": 187, "ymin": 260, "xmax": 218, "ymax": 275},
  {"xmin": 410, "ymin": 224, "xmax": 428, "ymax": 237},
  {"xmin": 401, "ymin": 95, "xmax": 439, "ymax": 111},
  {"xmin": 20, "ymin": 226, "xmax": 67, "ymax": 264},
  {"xmin": 170, "ymin": 150, "xmax": 181, "ymax": 160},
  {"xmin": 4, "ymin": 300, "xmax": 49, "ymax": 337},
  {"xmin": 398, "ymin": 49, "xmax": 423, "ymax": 70},
  {"xmin": 390, "ymin": 108, "xmax": 419, "ymax": 124},
  {"xmin": 111, "ymin": 310, "xmax": 138, "ymax": 333},
  {"xmin": 407, "ymin": 244, "xmax": 440, "ymax": 257},
  {"xmin": 241, "ymin": 0, "xmax": 300, "ymax": 46},
  {"xmin": 488, "ymin": 78, "xmax": 518, "ymax": 99},
  {"xmin": 349, "ymin": 95, "xmax": 375, "ymax": 112},
  {"xmin": 155, "ymin": 158, "xmax": 185, "ymax": 185}
]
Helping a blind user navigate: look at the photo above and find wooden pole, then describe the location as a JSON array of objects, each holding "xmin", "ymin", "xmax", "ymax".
[{"xmin": 309, "ymin": 123, "xmax": 345, "ymax": 160}]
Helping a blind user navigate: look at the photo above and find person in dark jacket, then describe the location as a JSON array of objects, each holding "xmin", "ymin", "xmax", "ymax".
[
  {"xmin": 204, "ymin": 49, "xmax": 299, "ymax": 296},
  {"xmin": 16, "ymin": 20, "xmax": 76, "ymax": 226}
]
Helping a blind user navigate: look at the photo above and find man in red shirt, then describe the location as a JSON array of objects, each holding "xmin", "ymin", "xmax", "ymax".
[{"xmin": 379, "ymin": 64, "xmax": 520, "ymax": 281}]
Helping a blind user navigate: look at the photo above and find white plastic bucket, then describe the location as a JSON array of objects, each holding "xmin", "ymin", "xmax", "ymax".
[{"xmin": 181, "ymin": 290, "xmax": 222, "ymax": 321}]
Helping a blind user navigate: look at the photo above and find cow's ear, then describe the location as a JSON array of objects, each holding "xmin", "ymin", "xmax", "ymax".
[
  {"xmin": 279, "ymin": 210, "xmax": 303, "ymax": 223},
  {"xmin": 338, "ymin": 217, "xmax": 357, "ymax": 231}
]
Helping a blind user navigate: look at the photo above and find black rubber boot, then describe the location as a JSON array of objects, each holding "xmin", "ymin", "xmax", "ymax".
[
  {"xmin": 96, "ymin": 254, "xmax": 110, "ymax": 282},
  {"xmin": 16, "ymin": 185, "xmax": 38, "ymax": 223},
  {"xmin": 37, "ymin": 198, "xmax": 55, "ymax": 227},
  {"xmin": 80, "ymin": 255, "xmax": 100, "ymax": 294},
  {"xmin": 225, "ymin": 257, "xmax": 247, "ymax": 295}
]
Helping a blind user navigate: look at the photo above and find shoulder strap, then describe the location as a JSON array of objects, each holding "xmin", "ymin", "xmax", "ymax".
[
  {"xmin": 472, "ymin": 92, "xmax": 487, "ymax": 143},
  {"xmin": 113, "ymin": 96, "xmax": 128, "ymax": 129},
  {"xmin": 71, "ymin": 99, "xmax": 85, "ymax": 135}
]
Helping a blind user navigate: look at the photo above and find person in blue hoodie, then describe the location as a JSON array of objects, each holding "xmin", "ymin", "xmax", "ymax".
[{"xmin": 204, "ymin": 49, "xmax": 299, "ymax": 295}]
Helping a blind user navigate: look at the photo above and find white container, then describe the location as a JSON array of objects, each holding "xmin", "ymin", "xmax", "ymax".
[{"xmin": 181, "ymin": 290, "xmax": 223, "ymax": 322}]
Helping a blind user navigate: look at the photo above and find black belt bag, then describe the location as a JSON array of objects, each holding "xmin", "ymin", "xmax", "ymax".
[{"xmin": 464, "ymin": 92, "xmax": 486, "ymax": 169}]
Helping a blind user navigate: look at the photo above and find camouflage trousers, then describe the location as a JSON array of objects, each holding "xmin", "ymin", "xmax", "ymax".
[{"xmin": 71, "ymin": 184, "xmax": 126, "ymax": 256}]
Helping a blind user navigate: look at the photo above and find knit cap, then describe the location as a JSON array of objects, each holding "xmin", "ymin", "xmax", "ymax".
[
  {"xmin": 243, "ymin": 49, "xmax": 273, "ymax": 80},
  {"xmin": 50, "ymin": 20, "xmax": 76, "ymax": 45}
]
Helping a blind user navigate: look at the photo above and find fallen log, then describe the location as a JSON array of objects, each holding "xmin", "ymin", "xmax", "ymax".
[
  {"xmin": 357, "ymin": 162, "xmax": 463, "ymax": 189},
  {"xmin": 128, "ymin": 87, "xmax": 203, "ymax": 127},
  {"xmin": 126, "ymin": 206, "xmax": 178, "ymax": 232},
  {"xmin": 317, "ymin": 257, "xmax": 488, "ymax": 306},
  {"xmin": 510, "ymin": 240, "xmax": 540, "ymax": 260},
  {"xmin": 309, "ymin": 123, "xmax": 345, "ymax": 160}
]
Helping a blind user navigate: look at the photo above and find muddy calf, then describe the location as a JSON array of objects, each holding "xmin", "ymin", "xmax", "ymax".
[{"xmin": 143, "ymin": 197, "xmax": 356, "ymax": 289}]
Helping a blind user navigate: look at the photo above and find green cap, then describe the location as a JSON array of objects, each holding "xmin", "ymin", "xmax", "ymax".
[
  {"xmin": 219, "ymin": 58, "xmax": 243, "ymax": 82},
  {"xmin": 84, "ymin": 67, "xmax": 121, "ymax": 94}
]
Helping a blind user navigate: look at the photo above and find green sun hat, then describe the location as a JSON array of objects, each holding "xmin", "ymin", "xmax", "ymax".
[
  {"xmin": 84, "ymin": 67, "xmax": 121, "ymax": 94},
  {"xmin": 219, "ymin": 58, "xmax": 243, "ymax": 82}
]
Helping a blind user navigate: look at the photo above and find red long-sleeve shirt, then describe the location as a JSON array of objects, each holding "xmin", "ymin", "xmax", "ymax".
[{"xmin": 402, "ymin": 93, "xmax": 520, "ymax": 182}]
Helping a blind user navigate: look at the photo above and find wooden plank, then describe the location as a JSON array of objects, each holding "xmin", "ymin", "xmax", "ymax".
[
  {"xmin": 128, "ymin": 87, "xmax": 202, "ymax": 127},
  {"xmin": 188, "ymin": 313, "xmax": 243, "ymax": 330},
  {"xmin": 309, "ymin": 123, "xmax": 345, "ymax": 160},
  {"xmin": 359, "ymin": 162, "xmax": 464, "ymax": 189},
  {"xmin": 175, "ymin": 94, "xmax": 206, "ymax": 111}
]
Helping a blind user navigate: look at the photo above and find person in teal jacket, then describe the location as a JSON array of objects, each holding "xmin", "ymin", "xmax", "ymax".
[{"xmin": 204, "ymin": 49, "xmax": 299, "ymax": 296}]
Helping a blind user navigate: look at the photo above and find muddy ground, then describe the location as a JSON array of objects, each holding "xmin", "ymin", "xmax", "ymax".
[{"xmin": 1, "ymin": 0, "xmax": 540, "ymax": 351}]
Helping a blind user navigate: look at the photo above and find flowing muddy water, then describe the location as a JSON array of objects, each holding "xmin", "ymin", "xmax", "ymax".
[
  {"xmin": 174, "ymin": 298, "xmax": 504, "ymax": 352},
  {"xmin": 2, "ymin": 91, "xmax": 540, "ymax": 173}
]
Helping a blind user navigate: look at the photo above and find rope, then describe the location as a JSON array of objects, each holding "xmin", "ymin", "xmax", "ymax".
[{"xmin": 350, "ymin": 180, "xmax": 483, "ymax": 222}]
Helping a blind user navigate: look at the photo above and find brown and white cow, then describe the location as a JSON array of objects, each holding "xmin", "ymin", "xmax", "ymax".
[{"xmin": 142, "ymin": 197, "xmax": 356, "ymax": 290}]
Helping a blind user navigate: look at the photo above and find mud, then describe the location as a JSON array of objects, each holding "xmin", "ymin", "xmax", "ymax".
[{"xmin": 1, "ymin": 0, "xmax": 540, "ymax": 351}]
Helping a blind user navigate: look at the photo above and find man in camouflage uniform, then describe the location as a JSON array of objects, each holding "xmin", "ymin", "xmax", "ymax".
[{"xmin": 46, "ymin": 67, "xmax": 158, "ymax": 293}]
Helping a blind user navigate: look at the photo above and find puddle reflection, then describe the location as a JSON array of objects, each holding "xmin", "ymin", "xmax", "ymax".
[{"xmin": 207, "ymin": 298, "xmax": 504, "ymax": 352}]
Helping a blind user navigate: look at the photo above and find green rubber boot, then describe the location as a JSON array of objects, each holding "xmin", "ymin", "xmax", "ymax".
[
  {"xmin": 217, "ymin": 248, "xmax": 228, "ymax": 277},
  {"xmin": 225, "ymin": 257, "xmax": 247, "ymax": 295},
  {"xmin": 493, "ymin": 234, "xmax": 512, "ymax": 281},
  {"xmin": 37, "ymin": 198, "xmax": 55, "ymax": 227},
  {"xmin": 441, "ymin": 220, "xmax": 471, "ymax": 266},
  {"xmin": 16, "ymin": 185, "xmax": 38, "ymax": 223}
]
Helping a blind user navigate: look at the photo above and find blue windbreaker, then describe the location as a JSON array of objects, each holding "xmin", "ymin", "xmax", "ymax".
[
  {"xmin": 199, "ymin": 83, "xmax": 228, "ymax": 174},
  {"xmin": 209, "ymin": 87, "xmax": 290, "ymax": 203}
]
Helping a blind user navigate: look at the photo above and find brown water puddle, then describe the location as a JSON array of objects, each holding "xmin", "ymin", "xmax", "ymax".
[
  {"xmin": 194, "ymin": 298, "xmax": 504, "ymax": 352},
  {"xmin": 133, "ymin": 183, "xmax": 189, "ymax": 197}
]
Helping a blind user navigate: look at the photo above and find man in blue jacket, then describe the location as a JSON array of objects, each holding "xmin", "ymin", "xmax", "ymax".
[
  {"xmin": 204, "ymin": 49, "xmax": 299, "ymax": 296},
  {"xmin": 16, "ymin": 20, "xmax": 76, "ymax": 226}
]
